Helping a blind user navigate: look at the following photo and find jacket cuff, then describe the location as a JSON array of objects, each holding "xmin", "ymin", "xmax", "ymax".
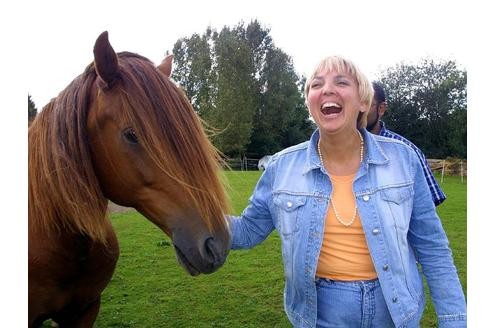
[{"xmin": 438, "ymin": 313, "xmax": 467, "ymax": 328}]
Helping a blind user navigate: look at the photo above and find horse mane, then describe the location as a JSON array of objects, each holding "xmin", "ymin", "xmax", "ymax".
[
  {"xmin": 29, "ymin": 65, "xmax": 108, "ymax": 242},
  {"xmin": 29, "ymin": 52, "xmax": 230, "ymax": 243}
]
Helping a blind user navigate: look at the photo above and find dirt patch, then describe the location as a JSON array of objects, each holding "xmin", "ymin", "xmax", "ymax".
[{"xmin": 107, "ymin": 202, "xmax": 135, "ymax": 214}]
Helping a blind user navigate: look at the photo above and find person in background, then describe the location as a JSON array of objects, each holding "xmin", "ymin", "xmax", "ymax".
[
  {"xmin": 228, "ymin": 55, "xmax": 466, "ymax": 327},
  {"xmin": 367, "ymin": 81, "xmax": 446, "ymax": 206}
]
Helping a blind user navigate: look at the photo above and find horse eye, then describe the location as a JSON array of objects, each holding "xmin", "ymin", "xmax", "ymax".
[{"xmin": 123, "ymin": 128, "xmax": 139, "ymax": 144}]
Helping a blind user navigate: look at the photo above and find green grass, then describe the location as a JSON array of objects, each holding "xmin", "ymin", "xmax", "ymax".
[
  {"xmin": 90, "ymin": 172, "xmax": 465, "ymax": 327},
  {"xmin": 420, "ymin": 174, "xmax": 467, "ymax": 327}
]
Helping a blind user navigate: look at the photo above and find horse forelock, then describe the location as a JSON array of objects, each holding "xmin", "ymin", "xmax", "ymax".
[
  {"xmin": 29, "ymin": 68, "xmax": 109, "ymax": 243},
  {"xmin": 116, "ymin": 53, "xmax": 230, "ymax": 232}
]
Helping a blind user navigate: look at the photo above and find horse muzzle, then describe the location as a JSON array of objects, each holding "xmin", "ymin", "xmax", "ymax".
[{"xmin": 173, "ymin": 233, "xmax": 231, "ymax": 276}]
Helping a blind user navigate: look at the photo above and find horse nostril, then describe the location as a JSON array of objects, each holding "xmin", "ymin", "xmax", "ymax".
[{"xmin": 204, "ymin": 237, "xmax": 222, "ymax": 265}]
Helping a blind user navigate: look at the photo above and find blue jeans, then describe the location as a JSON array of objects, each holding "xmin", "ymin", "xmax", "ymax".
[{"xmin": 315, "ymin": 278, "xmax": 396, "ymax": 328}]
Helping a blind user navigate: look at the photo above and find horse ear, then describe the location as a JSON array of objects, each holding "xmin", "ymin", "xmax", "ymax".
[
  {"xmin": 157, "ymin": 54, "xmax": 173, "ymax": 77},
  {"xmin": 93, "ymin": 31, "xmax": 119, "ymax": 88}
]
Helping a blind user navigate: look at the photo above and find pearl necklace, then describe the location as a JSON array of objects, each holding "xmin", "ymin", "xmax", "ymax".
[{"xmin": 317, "ymin": 131, "xmax": 364, "ymax": 227}]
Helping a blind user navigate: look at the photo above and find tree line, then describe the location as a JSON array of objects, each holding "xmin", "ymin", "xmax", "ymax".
[
  {"xmin": 171, "ymin": 20, "xmax": 315, "ymax": 159},
  {"xmin": 170, "ymin": 20, "xmax": 466, "ymax": 159},
  {"xmin": 377, "ymin": 59, "xmax": 466, "ymax": 159},
  {"xmin": 28, "ymin": 21, "xmax": 467, "ymax": 160}
]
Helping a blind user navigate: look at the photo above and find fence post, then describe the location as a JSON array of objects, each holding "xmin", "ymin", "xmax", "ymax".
[
  {"xmin": 441, "ymin": 160, "xmax": 445, "ymax": 184},
  {"xmin": 242, "ymin": 156, "xmax": 247, "ymax": 171}
]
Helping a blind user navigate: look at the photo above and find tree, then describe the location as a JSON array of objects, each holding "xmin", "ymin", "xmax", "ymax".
[
  {"xmin": 248, "ymin": 47, "xmax": 313, "ymax": 157},
  {"xmin": 171, "ymin": 30, "xmax": 215, "ymax": 117},
  {"xmin": 207, "ymin": 25, "xmax": 258, "ymax": 157},
  {"xmin": 28, "ymin": 94, "xmax": 37, "ymax": 124},
  {"xmin": 171, "ymin": 21, "xmax": 313, "ymax": 159},
  {"xmin": 378, "ymin": 58, "xmax": 466, "ymax": 158}
]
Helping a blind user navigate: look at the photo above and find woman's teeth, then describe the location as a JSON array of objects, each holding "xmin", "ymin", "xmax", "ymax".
[{"xmin": 321, "ymin": 102, "xmax": 342, "ymax": 115}]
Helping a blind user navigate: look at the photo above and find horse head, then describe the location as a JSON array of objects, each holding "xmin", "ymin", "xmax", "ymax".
[{"xmin": 87, "ymin": 32, "xmax": 231, "ymax": 275}]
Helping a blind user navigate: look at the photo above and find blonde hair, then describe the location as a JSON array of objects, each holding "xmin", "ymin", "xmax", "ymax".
[{"xmin": 304, "ymin": 56, "xmax": 373, "ymax": 129}]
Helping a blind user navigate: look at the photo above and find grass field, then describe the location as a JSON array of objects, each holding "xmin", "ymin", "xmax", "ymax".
[{"xmin": 88, "ymin": 172, "xmax": 465, "ymax": 327}]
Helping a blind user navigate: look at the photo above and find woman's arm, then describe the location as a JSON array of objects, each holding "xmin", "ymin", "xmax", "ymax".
[
  {"xmin": 229, "ymin": 166, "xmax": 276, "ymax": 249},
  {"xmin": 408, "ymin": 154, "xmax": 467, "ymax": 327}
]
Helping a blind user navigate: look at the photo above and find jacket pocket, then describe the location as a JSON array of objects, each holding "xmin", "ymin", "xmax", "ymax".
[
  {"xmin": 273, "ymin": 194, "xmax": 306, "ymax": 236},
  {"xmin": 381, "ymin": 185, "xmax": 413, "ymax": 204},
  {"xmin": 380, "ymin": 184, "xmax": 414, "ymax": 230}
]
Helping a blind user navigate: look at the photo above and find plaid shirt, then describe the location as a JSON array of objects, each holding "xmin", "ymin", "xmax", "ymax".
[{"xmin": 378, "ymin": 121, "xmax": 446, "ymax": 206}]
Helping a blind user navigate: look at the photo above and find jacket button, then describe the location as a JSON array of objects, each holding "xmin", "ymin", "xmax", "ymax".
[
  {"xmin": 383, "ymin": 264, "xmax": 389, "ymax": 271},
  {"xmin": 287, "ymin": 201, "xmax": 293, "ymax": 208},
  {"xmin": 392, "ymin": 297, "xmax": 398, "ymax": 303},
  {"xmin": 363, "ymin": 195, "xmax": 370, "ymax": 201},
  {"xmin": 372, "ymin": 228, "xmax": 380, "ymax": 235}
]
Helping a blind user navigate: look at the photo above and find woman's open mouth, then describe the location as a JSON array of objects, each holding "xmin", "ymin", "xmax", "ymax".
[{"xmin": 321, "ymin": 102, "xmax": 342, "ymax": 116}]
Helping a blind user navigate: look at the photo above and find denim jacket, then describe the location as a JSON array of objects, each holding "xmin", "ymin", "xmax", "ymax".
[{"xmin": 229, "ymin": 129, "xmax": 466, "ymax": 328}]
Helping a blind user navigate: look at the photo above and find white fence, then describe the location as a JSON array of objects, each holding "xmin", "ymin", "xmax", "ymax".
[{"xmin": 225, "ymin": 157, "xmax": 260, "ymax": 171}]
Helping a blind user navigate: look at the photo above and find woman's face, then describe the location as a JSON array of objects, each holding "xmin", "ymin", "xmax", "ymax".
[{"xmin": 307, "ymin": 69, "xmax": 366, "ymax": 135}]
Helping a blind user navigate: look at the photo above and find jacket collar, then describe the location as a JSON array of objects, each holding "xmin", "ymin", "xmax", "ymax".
[
  {"xmin": 302, "ymin": 128, "xmax": 389, "ymax": 175},
  {"xmin": 362, "ymin": 128, "xmax": 389, "ymax": 165}
]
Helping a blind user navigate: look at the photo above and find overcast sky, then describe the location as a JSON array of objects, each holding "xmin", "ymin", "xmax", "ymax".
[{"xmin": 27, "ymin": 0, "xmax": 474, "ymax": 109}]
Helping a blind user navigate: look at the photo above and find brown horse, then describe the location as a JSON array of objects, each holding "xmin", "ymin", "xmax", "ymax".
[{"xmin": 28, "ymin": 31, "xmax": 231, "ymax": 327}]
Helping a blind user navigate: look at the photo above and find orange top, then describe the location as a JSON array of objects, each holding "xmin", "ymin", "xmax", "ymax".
[{"xmin": 316, "ymin": 173, "xmax": 377, "ymax": 281}]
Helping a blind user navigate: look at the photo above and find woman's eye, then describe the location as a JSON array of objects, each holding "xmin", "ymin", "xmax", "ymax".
[
  {"xmin": 123, "ymin": 128, "xmax": 139, "ymax": 144},
  {"xmin": 310, "ymin": 82, "xmax": 321, "ymax": 88}
]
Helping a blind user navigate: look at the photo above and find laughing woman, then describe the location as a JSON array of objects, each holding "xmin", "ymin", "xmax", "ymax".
[{"xmin": 228, "ymin": 56, "xmax": 466, "ymax": 327}]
